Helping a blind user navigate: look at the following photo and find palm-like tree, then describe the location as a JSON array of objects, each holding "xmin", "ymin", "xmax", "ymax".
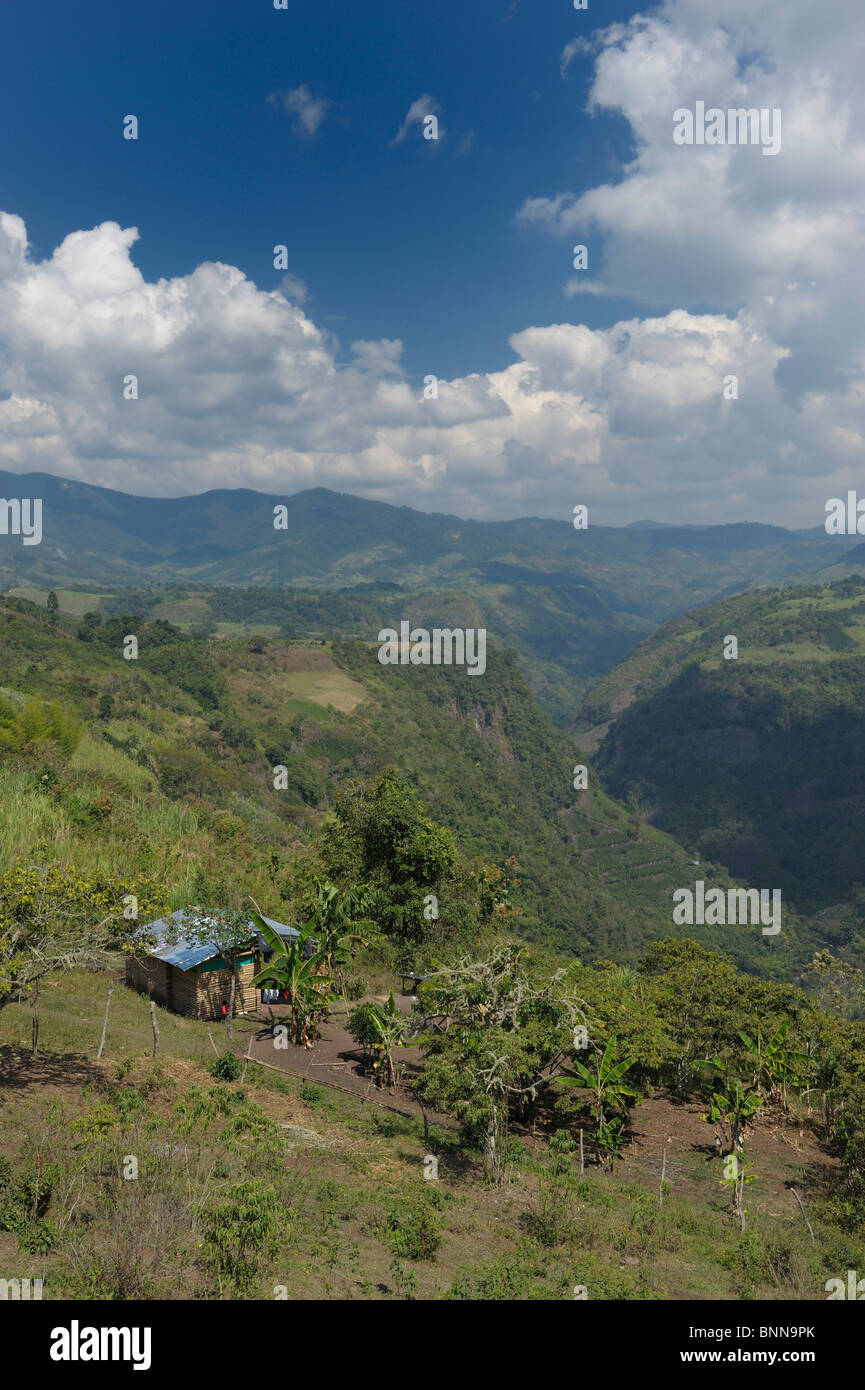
[
  {"xmin": 560, "ymin": 1037, "xmax": 640, "ymax": 1125},
  {"xmin": 349, "ymin": 992, "xmax": 407, "ymax": 1090},
  {"xmin": 703, "ymin": 1065, "xmax": 764, "ymax": 1154},
  {"xmin": 702, "ymin": 1055, "xmax": 764, "ymax": 1223},
  {"xmin": 300, "ymin": 878, "xmax": 374, "ymax": 986},
  {"xmin": 249, "ymin": 907, "xmax": 333, "ymax": 1048},
  {"xmin": 559, "ymin": 1037, "xmax": 640, "ymax": 1166},
  {"xmin": 738, "ymin": 1021, "xmax": 808, "ymax": 1106}
]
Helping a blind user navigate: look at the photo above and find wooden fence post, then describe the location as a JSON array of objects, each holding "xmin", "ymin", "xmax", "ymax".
[
  {"xmin": 659, "ymin": 1147, "xmax": 667, "ymax": 1207},
  {"xmin": 579, "ymin": 1128, "xmax": 584, "ymax": 1179},
  {"xmin": 97, "ymin": 985, "xmax": 114, "ymax": 1060},
  {"xmin": 790, "ymin": 1186, "xmax": 815, "ymax": 1244},
  {"xmin": 150, "ymin": 1000, "xmax": 160, "ymax": 1057},
  {"xmin": 226, "ymin": 971, "xmax": 236, "ymax": 1040},
  {"xmin": 240, "ymin": 1033, "xmax": 253, "ymax": 1083},
  {"xmin": 413, "ymin": 1089, "xmax": 430, "ymax": 1144}
]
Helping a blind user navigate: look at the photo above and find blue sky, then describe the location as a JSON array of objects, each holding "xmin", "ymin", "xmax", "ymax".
[
  {"xmin": 1, "ymin": 0, "xmax": 644, "ymax": 383},
  {"xmin": 0, "ymin": 0, "xmax": 862, "ymax": 526}
]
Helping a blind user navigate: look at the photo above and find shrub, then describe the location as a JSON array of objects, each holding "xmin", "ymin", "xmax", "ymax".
[
  {"xmin": 210, "ymin": 1052, "xmax": 243, "ymax": 1082},
  {"xmin": 447, "ymin": 1258, "xmax": 531, "ymax": 1300},
  {"xmin": 526, "ymin": 1130, "xmax": 578, "ymax": 1247},
  {"xmin": 0, "ymin": 860, "xmax": 167, "ymax": 1003},
  {"xmin": 0, "ymin": 694, "xmax": 83, "ymax": 757},
  {"xmin": 200, "ymin": 1180, "xmax": 289, "ymax": 1293},
  {"xmin": 721, "ymin": 1228, "xmax": 815, "ymax": 1294},
  {"xmin": 113, "ymin": 1086, "xmax": 147, "ymax": 1119},
  {"xmin": 382, "ymin": 1192, "xmax": 441, "ymax": 1262},
  {"xmin": 18, "ymin": 1218, "xmax": 58, "ymax": 1255}
]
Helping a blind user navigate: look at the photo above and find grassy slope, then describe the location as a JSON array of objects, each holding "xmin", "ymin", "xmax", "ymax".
[{"xmin": 0, "ymin": 969, "xmax": 857, "ymax": 1302}]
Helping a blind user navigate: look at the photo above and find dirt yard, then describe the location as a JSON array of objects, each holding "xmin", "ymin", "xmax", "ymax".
[{"xmin": 237, "ymin": 990, "xmax": 437, "ymax": 1120}]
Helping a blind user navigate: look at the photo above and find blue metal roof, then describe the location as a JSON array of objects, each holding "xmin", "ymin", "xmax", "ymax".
[{"xmin": 137, "ymin": 909, "xmax": 299, "ymax": 972}]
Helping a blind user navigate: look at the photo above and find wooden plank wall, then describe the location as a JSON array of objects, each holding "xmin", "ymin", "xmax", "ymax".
[
  {"xmin": 125, "ymin": 954, "xmax": 172, "ymax": 1006},
  {"xmin": 126, "ymin": 955, "xmax": 260, "ymax": 1020},
  {"xmin": 185, "ymin": 959, "xmax": 259, "ymax": 1019}
]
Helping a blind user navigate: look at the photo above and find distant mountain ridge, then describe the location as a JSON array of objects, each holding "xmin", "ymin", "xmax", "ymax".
[
  {"xmin": 2, "ymin": 471, "xmax": 858, "ymax": 728},
  {"xmin": 0, "ymin": 471, "xmax": 854, "ymax": 590}
]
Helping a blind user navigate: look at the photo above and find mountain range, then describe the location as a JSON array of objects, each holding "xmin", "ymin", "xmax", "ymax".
[
  {"xmin": 4, "ymin": 471, "xmax": 865, "ymax": 976},
  {"xmin": 2, "ymin": 471, "xmax": 858, "ymax": 726}
]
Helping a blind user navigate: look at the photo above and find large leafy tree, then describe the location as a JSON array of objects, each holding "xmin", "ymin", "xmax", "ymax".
[
  {"xmin": 637, "ymin": 939, "xmax": 794, "ymax": 1096},
  {"xmin": 320, "ymin": 771, "xmax": 457, "ymax": 946},
  {"xmin": 803, "ymin": 950, "xmax": 865, "ymax": 1020},
  {"xmin": 0, "ymin": 862, "xmax": 163, "ymax": 1011},
  {"xmin": 318, "ymin": 771, "xmax": 504, "ymax": 957},
  {"xmin": 415, "ymin": 944, "xmax": 589, "ymax": 1182}
]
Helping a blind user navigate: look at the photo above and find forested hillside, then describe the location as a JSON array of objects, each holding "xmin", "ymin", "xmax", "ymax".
[
  {"xmin": 582, "ymin": 576, "xmax": 865, "ymax": 951},
  {"xmin": 2, "ymin": 474, "xmax": 858, "ymax": 726},
  {"xmin": 0, "ymin": 591, "xmax": 820, "ymax": 974}
]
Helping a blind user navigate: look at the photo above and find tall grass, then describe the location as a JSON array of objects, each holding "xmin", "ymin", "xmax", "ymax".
[
  {"xmin": 71, "ymin": 731, "xmax": 155, "ymax": 793},
  {"xmin": 0, "ymin": 766, "xmax": 71, "ymax": 869}
]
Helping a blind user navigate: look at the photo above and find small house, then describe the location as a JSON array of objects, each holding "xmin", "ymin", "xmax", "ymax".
[{"xmin": 125, "ymin": 908, "xmax": 300, "ymax": 1020}]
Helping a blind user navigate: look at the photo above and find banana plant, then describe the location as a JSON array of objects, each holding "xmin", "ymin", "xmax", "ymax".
[
  {"xmin": 596, "ymin": 1114, "xmax": 629, "ymax": 1170},
  {"xmin": 737, "ymin": 1020, "xmax": 808, "ymax": 1105},
  {"xmin": 702, "ymin": 1057, "xmax": 764, "ymax": 1153},
  {"xmin": 249, "ymin": 905, "xmax": 333, "ymax": 1048},
  {"xmin": 348, "ymin": 993, "xmax": 407, "ymax": 1089},
  {"xmin": 702, "ymin": 1059, "xmax": 765, "ymax": 1222},
  {"xmin": 719, "ymin": 1150, "xmax": 759, "ymax": 1229},
  {"xmin": 300, "ymin": 878, "xmax": 375, "ymax": 977},
  {"xmin": 559, "ymin": 1036, "xmax": 641, "ymax": 1167}
]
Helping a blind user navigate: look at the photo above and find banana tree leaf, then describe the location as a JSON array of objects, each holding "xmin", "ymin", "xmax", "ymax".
[
  {"xmin": 607, "ymin": 1057, "xmax": 638, "ymax": 1084},
  {"xmin": 249, "ymin": 908, "xmax": 289, "ymax": 959}
]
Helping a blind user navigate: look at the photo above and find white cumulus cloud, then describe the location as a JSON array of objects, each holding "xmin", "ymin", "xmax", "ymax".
[{"xmin": 1, "ymin": 0, "xmax": 864, "ymax": 527}]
